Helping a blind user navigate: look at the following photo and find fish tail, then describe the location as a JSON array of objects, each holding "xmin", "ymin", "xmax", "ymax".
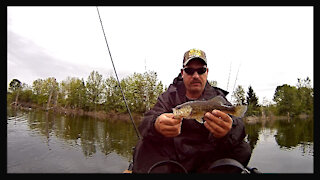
[{"xmin": 233, "ymin": 105, "xmax": 247, "ymax": 117}]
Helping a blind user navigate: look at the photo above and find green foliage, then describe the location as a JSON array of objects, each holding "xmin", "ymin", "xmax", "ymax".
[
  {"xmin": 296, "ymin": 77, "xmax": 313, "ymax": 115},
  {"xmin": 244, "ymin": 115, "xmax": 313, "ymax": 151},
  {"xmin": 105, "ymin": 71, "xmax": 164, "ymax": 113},
  {"xmin": 246, "ymin": 85, "xmax": 260, "ymax": 116},
  {"xmin": 43, "ymin": 77, "xmax": 59, "ymax": 109},
  {"xmin": 273, "ymin": 77, "xmax": 313, "ymax": 116},
  {"xmin": 86, "ymin": 71, "xmax": 105, "ymax": 111},
  {"xmin": 30, "ymin": 77, "xmax": 58, "ymax": 108},
  {"xmin": 7, "ymin": 73, "xmax": 313, "ymax": 119},
  {"xmin": 104, "ymin": 76, "xmax": 124, "ymax": 112},
  {"xmin": 232, "ymin": 85, "xmax": 246, "ymax": 105},
  {"xmin": 7, "ymin": 92, "xmax": 13, "ymax": 103},
  {"xmin": 6, "ymin": 70, "xmax": 165, "ymax": 114},
  {"xmin": 60, "ymin": 77, "xmax": 87, "ymax": 109},
  {"xmin": 273, "ymin": 84, "xmax": 299, "ymax": 116},
  {"xmin": 274, "ymin": 116, "xmax": 313, "ymax": 148},
  {"xmin": 19, "ymin": 86, "xmax": 33, "ymax": 103},
  {"xmin": 141, "ymin": 71, "xmax": 164, "ymax": 112},
  {"xmin": 8, "ymin": 79, "xmax": 22, "ymax": 105},
  {"xmin": 123, "ymin": 72, "xmax": 146, "ymax": 113},
  {"xmin": 32, "ymin": 79, "xmax": 47, "ymax": 105},
  {"xmin": 9, "ymin": 79, "xmax": 22, "ymax": 92}
]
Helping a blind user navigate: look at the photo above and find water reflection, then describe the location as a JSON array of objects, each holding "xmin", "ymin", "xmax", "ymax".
[
  {"xmin": 8, "ymin": 107, "xmax": 140, "ymax": 161},
  {"xmin": 7, "ymin": 107, "xmax": 313, "ymax": 173},
  {"xmin": 245, "ymin": 116, "xmax": 313, "ymax": 156}
]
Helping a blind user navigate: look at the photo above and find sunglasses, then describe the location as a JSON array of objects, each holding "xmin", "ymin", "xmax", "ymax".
[{"xmin": 183, "ymin": 67, "xmax": 207, "ymax": 75}]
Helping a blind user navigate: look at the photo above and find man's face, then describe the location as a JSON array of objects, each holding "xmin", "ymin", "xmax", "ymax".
[{"xmin": 181, "ymin": 59, "xmax": 208, "ymax": 98}]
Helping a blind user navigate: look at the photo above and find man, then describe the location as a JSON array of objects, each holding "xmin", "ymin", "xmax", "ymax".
[{"xmin": 132, "ymin": 49, "xmax": 251, "ymax": 173}]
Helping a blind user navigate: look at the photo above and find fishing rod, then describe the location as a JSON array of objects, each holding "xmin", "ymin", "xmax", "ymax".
[
  {"xmin": 230, "ymin": 62, "xmax": 241, "ymax": 102},
  {"xmin": 96, "ymin": 6, "xmax": 141, "ymax": 140},
  {"xmin": 226, "ymin": 61, "xmax": 232, "ymax": 91}
]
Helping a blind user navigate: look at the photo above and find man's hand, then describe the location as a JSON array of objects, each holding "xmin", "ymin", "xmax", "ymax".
[
  {"xmin": 154, "ymin": 113, "xmax": 182, "ymax": 138},
  {"xmin": 203, "ymin": 110, "xmax": 232, "ymax": 138}
]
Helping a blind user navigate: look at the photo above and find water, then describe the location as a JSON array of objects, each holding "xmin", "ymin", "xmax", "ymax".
[
  {"xmin": 7, "ymin": 107, "xmax": 138, "ymax": 173},
  {"xmin": 7, "ymin": 107, "xmax": 313, "ymax": 173},
  {"xmin": 245, "ymin": 116, "xmax": 313, "ymax": 173}
]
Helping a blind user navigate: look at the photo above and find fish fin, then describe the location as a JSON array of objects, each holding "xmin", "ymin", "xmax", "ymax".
[
  {"xmin": 208, "ymin": 95, "xmax": 228, "ymax": 105},
  {"xmin": 195, "ymin": 117, "xmax": 204, "ymax": 124},
  {"xmin": 195, "ymin": 117, "xmax": 203, "ymax": 124},
  {"xmin": 233, "ymin": 105, "xmax": 248, "ymax": 117}
]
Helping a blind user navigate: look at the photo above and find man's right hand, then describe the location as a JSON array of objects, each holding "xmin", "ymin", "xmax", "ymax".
[{"xmin": 154, "ymin": 113, "xmax": 182, "ymax": 138}]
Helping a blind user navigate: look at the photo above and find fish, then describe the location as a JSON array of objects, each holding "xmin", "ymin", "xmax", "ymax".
[{"xmin": 172, "ymin": 95, "xmax": 247, "ymax": 123}]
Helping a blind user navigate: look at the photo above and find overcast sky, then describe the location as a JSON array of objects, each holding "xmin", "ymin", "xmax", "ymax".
[{"xmin": 7, "ymin": 6, "xmax": 313, "ymax": 104}]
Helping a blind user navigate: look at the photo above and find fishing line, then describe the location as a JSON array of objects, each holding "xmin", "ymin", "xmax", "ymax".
[
  {"xmin": 230, "ymin": 62, "xmax": 241, "ymax": 102},
  {"xmin": 96, "ymin": 6, "xmax": 141, "ymax": 140},
  {"xmin": 226, "ymin": 61, "xmax": 232, "ymax": 91}
]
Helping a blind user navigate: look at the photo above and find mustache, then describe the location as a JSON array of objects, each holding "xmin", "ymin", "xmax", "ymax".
[{"xmin": 190, "ymin": 79, "xmax": 202, "ymax": 84}]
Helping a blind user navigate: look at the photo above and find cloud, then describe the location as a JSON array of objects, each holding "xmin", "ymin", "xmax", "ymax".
[{"xmin": 7, "ymin": 30, "xmax": 118, "ymax": 86}]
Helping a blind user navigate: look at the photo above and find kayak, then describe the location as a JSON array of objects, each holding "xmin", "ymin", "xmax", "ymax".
[
  {"xmin": 123, "ymin": 161, "xmax": 133, "ymax": 173},
  {"xmin": 123, "ymin": 169, "xmax": 132, "ymax": 173},
  {"xmin": 122, "ymin": 159, "xmax": 261, "ymax": 173}
]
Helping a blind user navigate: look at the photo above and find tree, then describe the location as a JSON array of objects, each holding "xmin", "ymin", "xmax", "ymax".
[
  {"xmin": 43, "ymin": 77, "xmax": 59, "ymax": 110},
  {"xmin": 58, "ymin": 80, "xmax": 68, "ymax": 108},
  {"xmin": 31, "ymin": 78, "xmax": 59, "ymax": 109},
  {"xmin": 86, "ymin": 71, "xmax": 105, "ymax": 111},
  {"xmin": 19, "ymin": 83, "xmax": 33, "ymax": 103},
  {"xmin": 123, "ymin": 72, "xmax": 145, "ymax": 113},
  {"xmin": 104, "ymin": 76, "xmax": 124, "ymax": 112},
  {"xmin": 103, "ymin": 71, "xmax": 164, "ymax": 113},
  {"xmin": 143, "ymin": 71, "xmax": 164, "ymax": 111},
  {"xmin": 296, "ymin": 77, "xmax": 313, "ymax": 115},
  {"xmin": 297, "ymin": 77, "xmax": 312, "ymax": 89},
  {"xmin": 60, "ymin": 77, "xmax": 87, "ymax": 109},
  {"xmin": 32, "ymin": 79, "xmax": 46, "ymax": 105},
  {"xmin": 119, "ymin": 71, "xmax": 164, "ymax": 113},
  {"xmin": 232, "ymin": 85, "xmax": 246, "ymax": 105},
  {"xmin": 273, "ymin": 84, "xmax": 299, "ymax": 116},
  {"xmin": 9, "ymin": 79, "xmax": 22, "ymax": 105},
  {"xmin": 273, "ymin": 77, "xmax": 313, "ymax": 117},
  {"xmin": 246, "ymin": 85, "xmax": 260, "ymax": 116}
]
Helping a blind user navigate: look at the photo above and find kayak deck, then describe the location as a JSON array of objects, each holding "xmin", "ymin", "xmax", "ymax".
[{"xmin": 123, "ymin": 169, "xmax": 132, "ymax": 173}]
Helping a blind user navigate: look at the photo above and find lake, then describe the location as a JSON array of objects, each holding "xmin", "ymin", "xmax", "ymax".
[{"xmin": 7, "ymin": 107, "xmax": 313, "ymax": 173}]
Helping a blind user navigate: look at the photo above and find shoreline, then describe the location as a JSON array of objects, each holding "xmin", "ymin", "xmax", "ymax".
[
  {"xmin": 8, "ymin": 102, "xmax": 144, "ymax": 122},
  {"xmin": 243, "ymin": 113, "xmax": 312, "ymax": 124},
  {"xmin": 9, "ymin": 102, "xmax": 312, "ymax": 124}
]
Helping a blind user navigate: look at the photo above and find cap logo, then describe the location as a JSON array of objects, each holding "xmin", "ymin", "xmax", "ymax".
[
  {"xmin": 188, "ymin": 49, "xmax": 202, "ymax": 58},
  {"xmin": 183, "ymin": 48, "xmax": 207, "ymax": 67}
]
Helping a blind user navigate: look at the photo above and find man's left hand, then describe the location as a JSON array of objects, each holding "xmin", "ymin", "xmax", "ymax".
[{"xmin": 203, "ymin": 109, "xmax": 232, "ymax": 138}]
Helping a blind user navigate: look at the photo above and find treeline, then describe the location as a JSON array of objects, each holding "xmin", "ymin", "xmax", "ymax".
[
  {"xmin": 231, "ymin": 77, "xmax": 313, "ymax": 117},
  {"xmin": 273, "ymin": 77, "xmax": 313, "ymax": 116},
  {"xmin": 8, "ymin": 72, "xmax": 313, "ymax": 118},
  {"xmin": 7, "ymin": 70, "xmax": 164, "ymax": 114}
]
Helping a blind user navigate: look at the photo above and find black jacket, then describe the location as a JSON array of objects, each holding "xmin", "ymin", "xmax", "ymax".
[{"xmin": 138, "ymin": 73, "xmax": 247, "ymax": 161}]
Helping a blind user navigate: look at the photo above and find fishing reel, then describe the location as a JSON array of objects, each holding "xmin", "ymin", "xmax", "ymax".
[
  {"xmin": 147, "ymin": 160, "xmax": 188, "ymax": 173},
  {"xmin": 146, "ymin": 158, "xmax": 261, "ymax": 173},
  {"xmin": 208, "ymin": 158, "xmax": 261, "ymax": 174}
]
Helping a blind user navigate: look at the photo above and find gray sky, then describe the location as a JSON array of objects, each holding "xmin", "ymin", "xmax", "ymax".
[{"xmin": 7, "ymin": 6, "xmax": 313, "ymax": 105}]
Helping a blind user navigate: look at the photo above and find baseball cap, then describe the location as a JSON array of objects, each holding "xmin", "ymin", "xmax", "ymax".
[{"xmin": 183, "ymin": 49, "xmax": 207, "ymax": 67}]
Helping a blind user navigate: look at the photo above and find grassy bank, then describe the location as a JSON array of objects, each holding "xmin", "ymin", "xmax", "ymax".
[
  {"xmin": 9, "ymin": 102, "xmax": 144, "ymax": 122},
  {"xmin": 243, "ymin": 113, "xmax": 312, "ymax": 124}
]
